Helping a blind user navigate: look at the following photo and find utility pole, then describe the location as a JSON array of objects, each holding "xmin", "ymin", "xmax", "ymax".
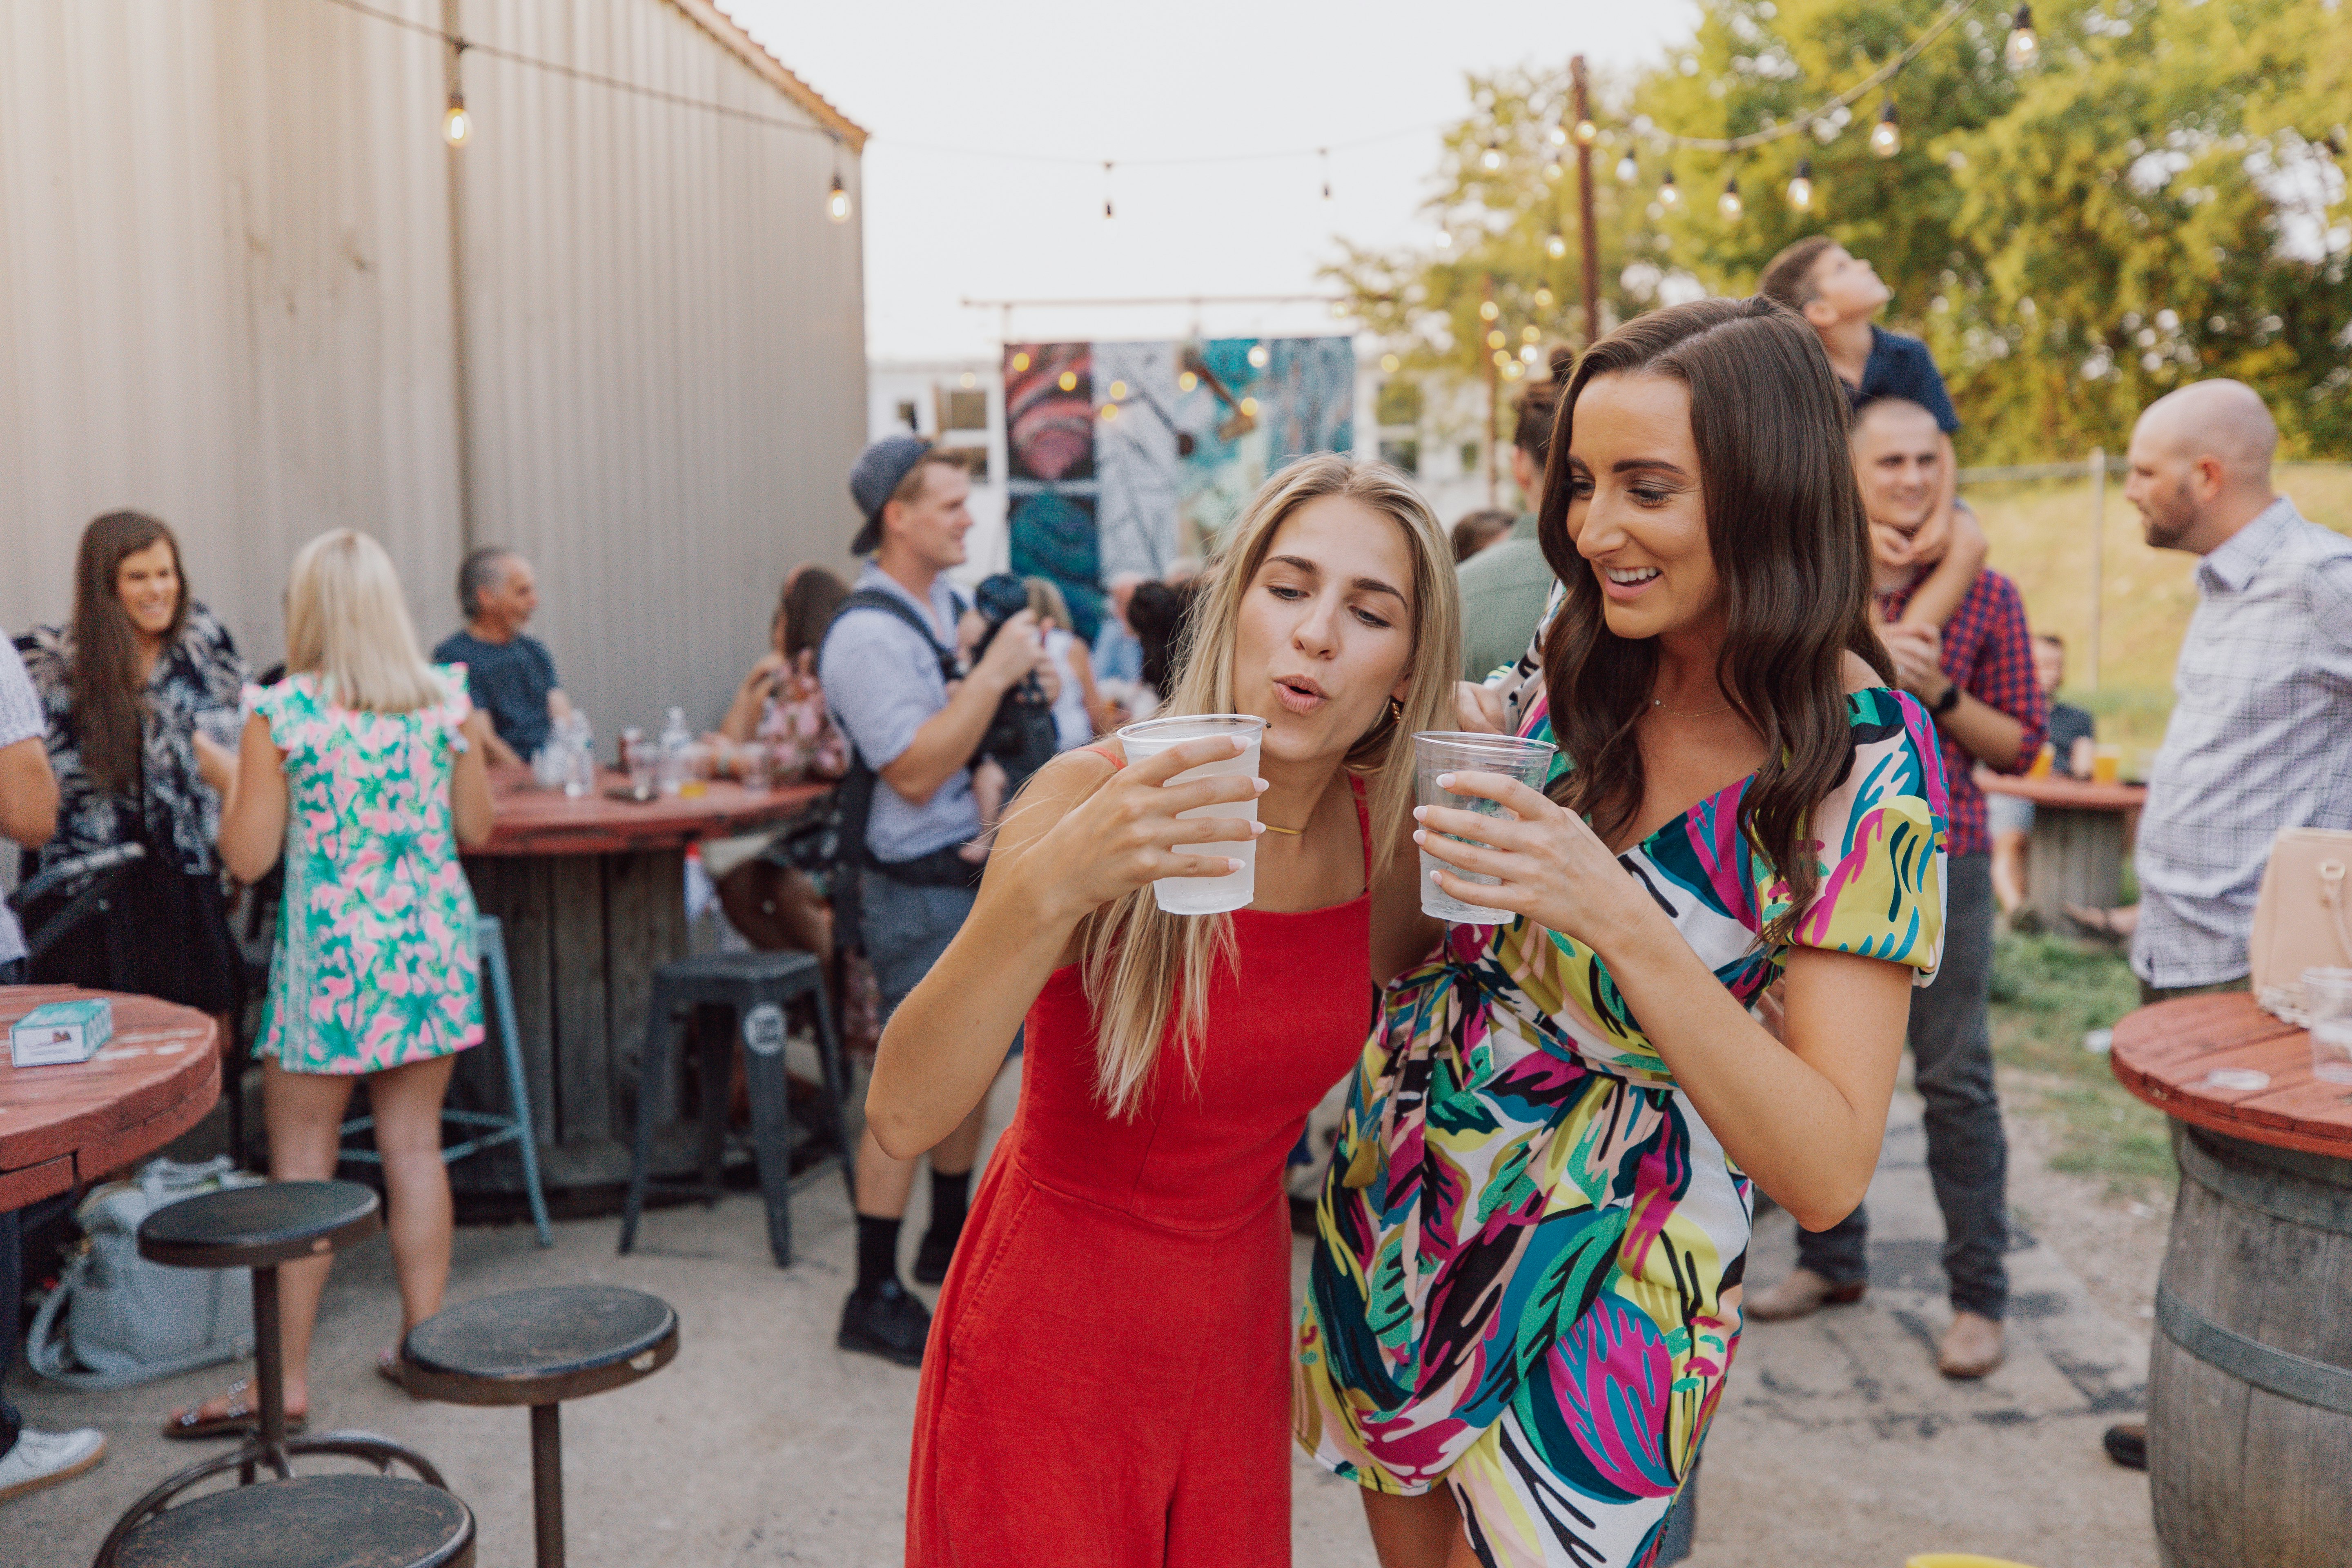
[
  {"xmin": 2087, "ymin": 447, "xmax": 2105, "ymax": 691},
  {"xmin": 1483, "ymin": 272, "xmax": 1499, "ymax": 507},
  {"xmin": 1572, "ymin": 55, "xmax": 1601, "ymax": 347}
]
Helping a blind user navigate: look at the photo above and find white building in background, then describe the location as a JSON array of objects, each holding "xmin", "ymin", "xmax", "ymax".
[
  {"xmin": 1, "ymin": 0, "xmax": 868, "ymax": 737},
  {"xmin": 868, "ymin": 358, "xmax": 1009, "ymax": 584}
]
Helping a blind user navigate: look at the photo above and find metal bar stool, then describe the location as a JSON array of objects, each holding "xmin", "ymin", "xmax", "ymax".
[
  {"xmin": 338, "ymin": 916, "xmax": 553, "ymax": 1247},
  {"xmin": 615, "ymin": 949, "xmax": 853, "ymax": 1267},
  {"xmin": 95, "ymin": 1181, "xmax": 452, "ymax": 1567},
  {"xmin": 109, "ymin": 1474, "xmax": 475, "ymax": 1568},
  {"xmin": 401, "ymin": 1285, "xmax": 678, "ymax": 1568}
]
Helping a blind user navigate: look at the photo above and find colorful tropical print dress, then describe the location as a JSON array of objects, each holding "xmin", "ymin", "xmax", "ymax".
[
  {"xmin": 1295, "ymin": 653, "xmax": 1949, "ymax": 1568},
  {"xmin": 249, "ymin": 667, "xmax": 484, "ymax": 1075}
]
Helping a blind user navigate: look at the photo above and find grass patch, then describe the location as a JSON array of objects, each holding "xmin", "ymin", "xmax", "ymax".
[{"xmin": 1987, "ymin": 931, "xmax": 2175, "ymax": 1194}]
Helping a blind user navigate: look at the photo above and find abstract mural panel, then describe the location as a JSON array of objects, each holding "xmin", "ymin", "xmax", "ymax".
[{"xmin": 1001, "ymin": 336, "xmax": 1355, "ymax": 641}]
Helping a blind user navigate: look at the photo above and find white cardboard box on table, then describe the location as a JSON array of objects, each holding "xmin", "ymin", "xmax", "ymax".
[{"xmin": 10, "ymin": 998, "xmax": 115, "ymax": 1067}]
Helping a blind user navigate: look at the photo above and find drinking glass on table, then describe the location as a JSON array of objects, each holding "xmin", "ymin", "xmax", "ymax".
[
  {"xmin": 1115, "ymin": 714, "xmax": 1264, "ymax": 915},
  {"xmin": 2091, "ymin": 744, "xmax": 2122, "ymax": 785},
  {"xmin": 737, "ymin": 741, "xmax": 775, "ymax": 793},
  {"xmin": 622, "ymin": 735, "xmax": 657, "ymax": 800},
  {"xmin": 2306, "ymin": 967, "xmax": 2352, "ymax": 1085},
  {"xmin": 1415, "ymin": 731, "xmax": 1559, "ymax": 924}
]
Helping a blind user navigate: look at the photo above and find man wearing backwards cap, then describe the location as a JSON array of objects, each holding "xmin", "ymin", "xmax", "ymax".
[{"xmin": 819, "ymin": 435, "xmax": 1048, "ymax": 1365}]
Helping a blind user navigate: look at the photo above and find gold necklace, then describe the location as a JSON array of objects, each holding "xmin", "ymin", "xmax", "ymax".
[
  {"xmin": 1650, "ymin": 695, "xmax": 1732, "ymax": 718},
  {"xmin": 1261, "ymin": 821, "xmax": 1306, "ymax": 836}
]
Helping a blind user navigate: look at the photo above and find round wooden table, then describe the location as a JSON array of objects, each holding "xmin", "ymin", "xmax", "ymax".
[
  {"xmin": 1977, "ymin": 771, "xmax": 2146, "ymax": 931},
  {"xmin": 0, "ymin": 987, "xmax": 220, "ymax": 1210},
  {"xmin": 2109, "ymin": 993, "xmax": 2352, "ymax": 1568},
  {"xmin": 455, "ymin": 770, "xmax": 829, "ymax": 1200}
]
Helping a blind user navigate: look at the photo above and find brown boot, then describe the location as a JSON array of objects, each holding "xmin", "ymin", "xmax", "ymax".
[
  {"xmin": 1938, "ymin": 1311, "xmax": 2005, "ymax": 1378},
  {"xmin": 1745, "ymin": 1267, "xmax": 1867, "ymax": 1322}
]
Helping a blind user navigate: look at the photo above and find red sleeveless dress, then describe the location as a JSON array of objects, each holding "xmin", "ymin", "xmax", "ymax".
[{"xmin": 905, "ymin": 775, "xmax": 1375, "ymax": 1567}]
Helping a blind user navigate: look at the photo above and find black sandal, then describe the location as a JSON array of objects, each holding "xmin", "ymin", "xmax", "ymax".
[{"xmin": 161, "ymin": 1380, "xmax": 308, "ymax": 1441}]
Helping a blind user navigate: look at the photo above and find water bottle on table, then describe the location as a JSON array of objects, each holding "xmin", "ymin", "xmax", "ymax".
[{"xmin": 657, "ymin": 707, "xmax": 690, "ymax": 797}]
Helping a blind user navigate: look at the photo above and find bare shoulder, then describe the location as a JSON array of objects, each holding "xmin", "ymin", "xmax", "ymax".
[{"xmin": 1839, "ymin": 650, "xmax": 1884, "ymax": 694}]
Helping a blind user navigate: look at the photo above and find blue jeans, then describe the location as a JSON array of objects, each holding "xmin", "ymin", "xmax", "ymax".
[{"xmin": 1796, "ymin": 852, "xmax": 2010, "ymax": 1319}]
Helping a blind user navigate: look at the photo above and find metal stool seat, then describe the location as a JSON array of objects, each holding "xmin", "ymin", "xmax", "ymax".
[
  {"xmin": 402, "ymin": 1285, "xmax": 678, "ymax": 1568},
  {"xmin": 617, "ymin": 948, "xmax": 853, "ymax": 1267},
  {"xmin": 96, "ymin": 1182, "xmax": 452, "ymax": 1567},
  {"xmin": 338, "ymin": 916, "xmax": 553, "ymax": 1247},
  {"xmin": 113, "ymin": 1474, "xmax": 474, "ymax": 1568}
]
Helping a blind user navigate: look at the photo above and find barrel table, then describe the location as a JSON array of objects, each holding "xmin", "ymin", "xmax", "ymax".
[
  {"xmin": 453, "ymin": 770, "xmax": 827, "ymax": 1203},
  {"xmin": 1976, "ymin": 771, "xmax": 2146, "ymax": 933},
  {"xmin": 2109, "ymin": 993, "xmax": 2352, "ymax": 1568},
  {"xmin": 0, "ymin": 987, "xmax": 220, "ymax": 1208}
]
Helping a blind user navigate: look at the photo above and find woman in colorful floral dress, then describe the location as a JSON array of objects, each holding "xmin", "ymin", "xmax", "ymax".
[
  {"xmin": 165, "ymin": 529, "xmax": 495, "ymax": 1439},
  {"xmin": 1296, "ymin": 299, "xmax": 1951, "ymax": 1567}
]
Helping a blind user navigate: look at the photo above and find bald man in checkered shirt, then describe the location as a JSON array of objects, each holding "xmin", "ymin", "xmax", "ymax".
[{"xmin": 2125, "ymin": 381, "xmax": 2352, "ymax": 1005}]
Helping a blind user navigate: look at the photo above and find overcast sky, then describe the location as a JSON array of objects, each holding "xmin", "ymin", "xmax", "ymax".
[{"xmin": 718, "ymin": 1, "xmax": 1700, "ymax": 361}]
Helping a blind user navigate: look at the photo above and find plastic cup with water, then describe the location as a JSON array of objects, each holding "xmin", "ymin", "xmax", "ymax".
[
  {"xmin": 1115, "ymin": 714, "xmax": 1264, "ymax": 915},
  {"xmin": 2305, "ymin": 967, "xmax": 2352, "ymax": 1085},
  {"xmin": 1415, "ymin": 731, "xmax": 1559, "ymax": 924}
]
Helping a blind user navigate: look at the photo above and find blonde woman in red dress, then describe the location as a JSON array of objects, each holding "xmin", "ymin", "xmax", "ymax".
[{"xmin": 866, "ymin": 454, "xmax": 1464, "ymax": 1565}]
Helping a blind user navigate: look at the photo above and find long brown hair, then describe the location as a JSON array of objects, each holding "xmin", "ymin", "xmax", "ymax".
[
  {"xmin": 70, "ymin": 511, "xmax": 188, "ymax": 797},
  {"xmin": 776, "ymin": 565, "xmax": 851, "ymax": 661},
  {"xmin": 1536, "ymin": 297, "xmax": 1891, "ymax": 940},
  {"xmin": 1080, "ymin": 455, "xmax": 1460, "ymax": 1115}
]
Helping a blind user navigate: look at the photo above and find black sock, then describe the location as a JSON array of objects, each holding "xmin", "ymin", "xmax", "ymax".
[
  {"xmin": 855, "ymin": 1214, "xmax": 902, "ymax": 1293},
  {"xmin": 927, "ymin": 1170, "xmax": 971, "ymax": 1239}
]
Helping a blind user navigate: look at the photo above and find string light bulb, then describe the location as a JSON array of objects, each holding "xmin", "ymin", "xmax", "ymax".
[
  {"xmin": 1718, "ymin": 176, "xmax": 1743, "ymax": 223},
  {"xmin": 1480, "ymin": 138, "xmax": 1504, "ymax": 174},
  {"xmin": 442, "ymin": 91, "xmax": 471, "ymax": 147},
  {"xmin": 826, "ymin": 172, "xmax": 850, "ymax": 223},
  {"xmin": 1548, "ymin": 122, "xmax": 1569, "ymax": 148},
  {"xmin": 1479, "ymin": 299, "xmax": 1500, "ymax": 322},
  {"xmin": 1573, "ymin": 118, "xmax": 1598, "ymax": 148},
  {"xmin": 1786, "ymin": 158, "xmax": 1814, "ymax": 211},
  {"xmin": 1870, "ymin": 99, "xmax": 1902, "ymax": 159},
  {"xmin": 1547, "ymin": 232, "xmax": 1568, "ymax": 260},
  {"xmin": 2005, "ymin": 5, "xmax": 2039, "ymax": 72},
  {"xmin": 1102, "ymin": 161, "xmax": 1114, "ymax": 220},
  {"xmin": 1658, "ymin": 167, "xmax": 1680, "ymax": 209},
  {"xmin": 1617, "ymin": 151, "xmax": 1639, "ymax": 185}
]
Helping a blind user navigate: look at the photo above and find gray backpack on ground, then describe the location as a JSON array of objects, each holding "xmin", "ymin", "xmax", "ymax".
[{"xmin": 26, "ymin": 1156, "xmax": 261, "ymax": 1390}]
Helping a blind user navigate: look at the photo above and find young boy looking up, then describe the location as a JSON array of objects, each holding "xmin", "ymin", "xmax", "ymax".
[{"xmin": 1760, "ymin": 236, "xmax": 1986, "ymax": 631}]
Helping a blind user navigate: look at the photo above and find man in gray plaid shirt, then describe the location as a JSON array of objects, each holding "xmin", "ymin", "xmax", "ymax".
[{"xmin": 2127, "ymin": 379, "xmax": 2352, "ymax": 1004}]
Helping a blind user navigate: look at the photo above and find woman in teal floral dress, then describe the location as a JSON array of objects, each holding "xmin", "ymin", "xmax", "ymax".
[
  {"xmin": 1297, "ymin": 300, "xmax": 1949, "ymax": 1566},
  {"xmin": 165, "ymin": 530, "xmax": 496, "ymax": 1439}
]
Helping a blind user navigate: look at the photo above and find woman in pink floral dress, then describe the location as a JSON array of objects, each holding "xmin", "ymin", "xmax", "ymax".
[{"xmin": 165, "ymin": 530, "xmax": 495, "ymax": 1439}]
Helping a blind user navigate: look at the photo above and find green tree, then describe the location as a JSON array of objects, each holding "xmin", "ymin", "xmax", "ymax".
[{"xmin": 1338, "ymin": 0, "xmax": 2352, "ymax": 459}]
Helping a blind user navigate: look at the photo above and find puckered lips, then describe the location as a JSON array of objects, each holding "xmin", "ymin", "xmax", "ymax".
[{"xmin": 1272, "ymin": 673, "xmax": 1329, "ymax": 715}]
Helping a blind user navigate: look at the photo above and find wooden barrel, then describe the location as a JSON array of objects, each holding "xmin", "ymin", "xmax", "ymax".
[{"xmin": 2149, "ymin": 1123, "xmax": 2352, "ymax": 1567}]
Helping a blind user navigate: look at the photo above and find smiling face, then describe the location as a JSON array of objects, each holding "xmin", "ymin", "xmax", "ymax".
[
  {"xmin": 1850, "ymin": 399, "xmax": 1945, "ymax": 580},
  {"xmin": 1232, "ymin": 493, "xmax": 1417, "ymax": 767},
  {"xmin": 1561, "ymin": 372, "xmax": 1722, "ymax": 646},
  {"xmin": 114, "ymin": 539, "xmax": 183, "ymax": 642},
  {"xmin": 476, "ymin": 554, "xmax": 540, "ymax": 637},
  {"xmin": 881, "ymin": 461, "xmax": 973, "ymax": 576}
]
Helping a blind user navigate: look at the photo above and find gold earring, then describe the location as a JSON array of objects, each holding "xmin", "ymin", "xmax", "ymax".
[{"xmin": 1388, "ymin": 695, "xmax": 1404, "ymax": 721}]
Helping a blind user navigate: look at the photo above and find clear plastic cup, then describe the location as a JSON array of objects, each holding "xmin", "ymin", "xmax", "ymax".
[
  {"xmin": 622, "ymin": 736, "xmax": 656, "ymax": 800},
  {"xmin": 1416, "ymin": 731, "xmax": 1559, "ymax": 924},
  {"xmin": 2305, "ymin": 967, "xmax": 2352, "ymax": 1085},
  {"xmin": 1115, "ymin": 714, "xmax": 1264, "ymax": 915}
]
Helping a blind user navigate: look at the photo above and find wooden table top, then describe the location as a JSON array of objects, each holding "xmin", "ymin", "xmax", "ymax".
[
  {"xmin": 1976, "ymin": 771, "xmax": 2148, "ymax": 811},
  {"xmin": 2109, "ymin": 992, "xmax": 2352, "ymax": 1159},
  {"xmin": 0, "ymin": 987, "xmax": 221, "ymax": 1209},
  {"xmin": 472, "ymin": 771, "xmax": 832, "ymax": 857}
]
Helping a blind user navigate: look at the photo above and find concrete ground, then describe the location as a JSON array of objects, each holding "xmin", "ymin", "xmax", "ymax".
[{"xmin": 3, "ymin": 1059, "xmax": 2157, "ymax": 1567}]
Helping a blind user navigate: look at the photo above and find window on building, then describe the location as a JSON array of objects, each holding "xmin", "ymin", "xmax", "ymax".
[
  {"xmin": 1378, "ymin": 438, "xmax": 1420, "ymax": 476},
  {"xmin": 1375, "ymin": 379, "xmax": 1423, "ymax": 428},
  {"xmin": 943, "ymin": 390, "xmax": 988, "ymax": 431}
]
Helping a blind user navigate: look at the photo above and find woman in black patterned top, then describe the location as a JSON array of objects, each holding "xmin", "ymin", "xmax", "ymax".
[{"xmin": 17, "ymin": 512, "xmax": 248, "ymax": 1010}]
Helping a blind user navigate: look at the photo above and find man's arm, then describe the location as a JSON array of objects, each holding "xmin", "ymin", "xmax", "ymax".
[
  {"xmin": 1893, "ymin": 452, "xmax": 1982, "ymax": 629},
  {"xmin": 547, "ymin": 689, "xmax": 573, "ymax": 722},
  {"xmin": 877, "ymin": 611, "xmax": 1046, "ymax": 806},
  {"xmin": 1886, "ymin": 583, "xmax": 2045, "ymax": 772},
  {"xmin": 0, "ymin": 736, "xmax": 56, "ymax": 849}
]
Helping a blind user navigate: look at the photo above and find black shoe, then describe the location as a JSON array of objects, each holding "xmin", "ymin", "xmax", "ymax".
[
  {"xmin": 2103, "ymin": 1422, "xmax": 2147, "ymax": 1471},
  {"xmin": 911, "ymin": 1222, "xmax": 961, "ymax": 1285},
  {"xmin": 838, "ymin": 1278, "xmax": 931, "ymax": 1367}
]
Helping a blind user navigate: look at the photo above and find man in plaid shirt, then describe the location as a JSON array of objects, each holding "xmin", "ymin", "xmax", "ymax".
[{"xmin": 1751, "ymin": 398, "xmax": 2046, "ymax": 1383}]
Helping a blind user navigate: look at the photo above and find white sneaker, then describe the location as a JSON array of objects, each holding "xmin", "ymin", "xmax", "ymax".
[{"xmin": 0, "ymin": 1427, "xmax": 106, "ymax": 1503}]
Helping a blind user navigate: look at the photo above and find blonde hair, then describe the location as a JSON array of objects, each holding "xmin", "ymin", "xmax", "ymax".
[
  {"xmin": 1079, "ymin": 455, "xmax": 1460, "ymax": 1115},
  {"xmin": 1024, "ymin": 575, "xmax": 1074, "ymax": 629},
  {"xmin": 284, "ymin": 530, "xmax": 445, "ymax": 714}
]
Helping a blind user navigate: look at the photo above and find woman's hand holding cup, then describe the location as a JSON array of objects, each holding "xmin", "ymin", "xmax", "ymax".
[
  {"xmin": 1412, "ymin": 770, "xmax": 1650, "ymax": 950},
  {"xmin": 1029, "ymin": 735, "xmax": 1265, "ymax": 921}
]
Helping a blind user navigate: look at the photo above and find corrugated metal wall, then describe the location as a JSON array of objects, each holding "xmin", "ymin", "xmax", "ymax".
[{"xmin": 0, "ymin": 0, "xmax": 866, "ymax": 738}]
